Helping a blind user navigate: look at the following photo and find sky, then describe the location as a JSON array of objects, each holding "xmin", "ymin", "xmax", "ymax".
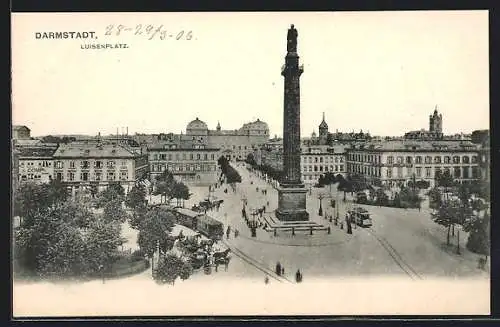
[{"xmin": 12, "ymin": 11, "xmax": 489, "ymax": 138}]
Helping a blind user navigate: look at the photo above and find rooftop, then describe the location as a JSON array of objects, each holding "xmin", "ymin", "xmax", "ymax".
[
  {"xmin": 351, "ymin": 140, "xmax": 481, "ymax": 152},
  {"xmin": 18, "ymin": 147, "xmax": 58, "ymax": 158},
  {"xmin": 53, "ymin": 143, "xmax": 139, "ymax": 158},
  {"xmin": 13, "ymin": 125, "xmax": 30, "ymax": 131}
]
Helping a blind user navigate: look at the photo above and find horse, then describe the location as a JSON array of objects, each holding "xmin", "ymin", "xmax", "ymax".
[
  {"xmin": 214, "ymin": 255, "xmax": 231, "ymax": 271},
  {"xmin": 213, "ymin": 248, "xmax": 231, "ymax": 261}
]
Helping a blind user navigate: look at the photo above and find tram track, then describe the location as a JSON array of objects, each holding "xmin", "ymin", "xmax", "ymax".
[
  {"xmin": 222, "ymin": 240, "xmax": 293, "ymax": 284},
  {"xmin": 366, "ymin": 228, "xmax": 423, "ymax": 280}
]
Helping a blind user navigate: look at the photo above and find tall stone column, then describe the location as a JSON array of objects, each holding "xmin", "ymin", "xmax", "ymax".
[{"xmin": 275, "ymin": 25, "xmax": 309, "ymax": 222}]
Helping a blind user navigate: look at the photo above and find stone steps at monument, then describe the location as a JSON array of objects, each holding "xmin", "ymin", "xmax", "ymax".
[{"xmin": 262, "ymin": 215, "xmax": 328, "ymax": 232}]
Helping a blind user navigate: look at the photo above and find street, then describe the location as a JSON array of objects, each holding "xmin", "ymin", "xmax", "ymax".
[{"xmin": 200, "ymin": 163, "xmax": 489, "ymax": 281}]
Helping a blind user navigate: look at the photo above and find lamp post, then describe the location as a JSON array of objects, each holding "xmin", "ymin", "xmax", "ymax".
[{"xmin": 318, "ymin": 193, "xmax": 324, "ymax": 216}]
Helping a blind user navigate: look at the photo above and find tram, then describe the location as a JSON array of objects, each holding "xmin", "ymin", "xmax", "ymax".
[{"xmin": 347, "ymin": 207, "xmax": 373, "ymax": 227}]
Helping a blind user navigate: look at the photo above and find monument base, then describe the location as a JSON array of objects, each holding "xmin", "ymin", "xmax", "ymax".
[{"xmin": 275, "ymin": 185, "xmax": 309, "ymax": 222}]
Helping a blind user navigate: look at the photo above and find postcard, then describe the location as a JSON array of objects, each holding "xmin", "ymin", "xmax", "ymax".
[{"xmin": 11, "ymin": 11, "xmax": 490, "ymax": 317}]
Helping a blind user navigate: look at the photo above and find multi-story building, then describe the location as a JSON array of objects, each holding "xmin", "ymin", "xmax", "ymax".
[
  {"xmin": 478, "ymin": 137, "xmax": 490, "ymax": 183},
  {"xmin": 252, "ymin": 140, "xmax": 347, "ymax": 185},
  {"xmin": 17, "ymin": 145, "xmax": 59, "ymax": 184},
  {"xmin": 301, "ymin": 144, "xmax": 347, "ymax": 184},
  {"xmin": 12, "ymin": 125, "xmax": 31, "ymax": 140},
  {"xmin": 52, "ymin": 143, "xmax": 148, "ymax": 194},
  {"xmin": 346, "ymin": 140, "xmax": 481, "ymax": 188},
  {"xmin": 148, "ymin": 142, "xmax": 220, "ymax": 187},
  {"xmin": 184, "ymin": 118, "xmax": 269, "ymax": 161},
  {"xmin": 12, "ymin": 147, "xmax": 20, "ymax": 194}
]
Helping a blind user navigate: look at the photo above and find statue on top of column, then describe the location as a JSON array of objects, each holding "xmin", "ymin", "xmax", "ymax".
[{"xmin": 287, "ymin": 24, "xmax": 298, "ymax": 53}]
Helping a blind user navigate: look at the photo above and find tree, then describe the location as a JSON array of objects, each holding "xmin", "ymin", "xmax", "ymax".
[
  {"xmin": 14, "ymin": 203, "xmax": 98, "ymax": 277},
  {"xmin": 57, "ymin": 198, "xmax": 94, "ymax": 229},
  {"xmin": 246, "ymin": 153, "xmax": 257, "ymax": 167},
  {"xmin": 155, "ymin": 253, "xmax": 185, "ymax": 285},
  {"xmin": 226, "ymin": 166, "xmax": 242, "ymax": 184},
  {"xmin": 14, "ymin": 182, "xmax": 50, "ymax": 225},
  {"xmin": 102, "ymin": 199, "xmax": 128, "ymax": 223},
  {"xmin": 317, "ymin": 172, "xmax": 337, "ymax": 187},
  {"xmin": 137, "ymin": 207, "xmax": 176, "ymax": 258},
  {"xmin": 374, "ymin": 188, "xmax": 389, "ymax": 206},
  {"xmin": 432, "ymin": 200, "xmax": 459, "ymax": 246},
  {"xmin": 153, "ymin": 171, "xmax": 176, "ymax": 204},
  {"xmin": 129, "ymin": 203, "xmax": 148, "ymax": 230},
  {"xmin": 464, "ymin": 212, "xmax": 490, "ymax": 260},
  {"xmin": 95, "ymin": 183, "xmax": 125, "ymax": 208},
  {"xmin": 45, "ymin": 179, "xmax": 69, "ymax": 207},
  {"xmin": 428, "ymin": 187, "xmax": 442, "ymax": 211},
  {"xmin": 416, "ymin": 179, "xmax": 430, "ymax": 189},
  {"xmin": 399, "ymin": 186, "xmax": 421, "ymax": 208},
  {"xmin": 108, "ymin": 182, "xmax": 125, "ymax": 197},
  {"xmin": 179, "ymin": 261, "xmax": 194, "ymax": 281},
  {"xmin": 85, "ymin": 218, "xmax": 125, "ymax": 273},
  {"xmin": 435, "ymin": 170, "xmax": 455, "ymax": 199},
  {"xmin": 217, "ymin": 155, "xmax": 229, "ymax": 169},
  {"xmin": 125, "ymin": 184, "xmax": 146, "ymax": 209},
  {"xmin": 171, "ymin": 182, "xmax": 191, "ymax": 207}
]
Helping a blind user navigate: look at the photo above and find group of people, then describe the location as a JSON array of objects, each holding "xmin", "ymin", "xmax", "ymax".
[
  {"xmin": 226, "ymin": 225, "xmax": 239, "ymax": 240},
  {"xmin": 273, "ymin": 262, "xmax": 303, "ymax": 283}
]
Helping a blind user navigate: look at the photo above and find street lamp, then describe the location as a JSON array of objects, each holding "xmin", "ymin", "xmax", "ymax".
[{"xmin": 318, "ymin": 193, "xmax": 325, "ymax": 216}]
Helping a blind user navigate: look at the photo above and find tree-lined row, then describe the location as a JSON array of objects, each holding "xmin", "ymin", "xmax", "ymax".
[
  {"xmin": 430, "ymin": 171, "xmax": 490, "ymax": 258},
  {"xmin": 151, "ymin": 171, "xmax": 191, "ymax": 206},
  {"xmin": 14, "ymin": 181, "xmax": 130, "ymax": 278},
  {"xmin": 218, "ymin": 156, "xmax": 242, "ymax": 186}
]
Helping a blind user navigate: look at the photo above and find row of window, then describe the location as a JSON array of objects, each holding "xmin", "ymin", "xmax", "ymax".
[
  {"xmin": 54, "ymin": 160, "xmax": 129, "ymax": 169},
  {"xmin": 19, "ymin": 161, "xmax": 52, "ymax": 167},
  {"xmin": 349, "ymin": 153, "xmax": 478, "ymax": 165},
  {"xmin": 20, "ymin": 174, "xmax": 49, "ymax": 180},
  {"xmin": 302, "ymin": 156, "xmax": 344, "ymax": 164},
  {"xmin": 151, "ymin": 164, "xmax": 217, "ymax": 172},
  {"xmin": 55, "ymin": 170, "xmax": 129, "ymax": 181},
  {"xmin": 385, "ymin": 166, "xmax": 479, "ymax": 179},
  {"xmin": 386, "ymin": 155, "xmax": 477, "ymax": 165},
  {"xmin": 302, "ymin": 165, "xmax": 345, "ymax": 173},
  {"xmin": 151, "ymin": 153, "xmax": 216, "ymax": 161}
]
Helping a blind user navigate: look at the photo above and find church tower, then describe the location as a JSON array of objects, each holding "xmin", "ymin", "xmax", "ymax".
[
  {"xmin": 318, "ymin": 112, "xmax": 329, "ymax": 145},
  {"xmin": 429, "ymin": 106, "xmax": 443, "ymax": 134}
]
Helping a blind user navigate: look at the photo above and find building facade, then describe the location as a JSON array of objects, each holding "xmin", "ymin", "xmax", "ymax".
[
  {"xmin": 13, "ymin": 125, "xmax": 31, "ymax": 140},
  {"xmin": 12, "ymin": 147, "xmax": 20, "ymax": 194},
  {"xmin": 301, "ymin": 145, "xmax": 347, "ymax": 184},
  {"xmin": 17, "ymin": 145, "xmax": 59, "ymax": 184},
  {"xmin": 52, "ymin": 143, "xmax": 148, "ymax": 194},
  {"xmin": 346, "ymin": 140, "xmax": 481, "ymax": 188},
  {"xmin": 184, "ymin": 118, "xmax": 269, "ymax": 161},
  {"xmin": 253, "ymin": 141, "xmax": 347, "ymax": 185},
  {"xmin": 148, "ymin": 143, "xmax": 220, "ymax": 187}
]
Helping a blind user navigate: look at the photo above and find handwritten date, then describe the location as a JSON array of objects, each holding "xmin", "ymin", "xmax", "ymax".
[{"xmin": 104, "ymin": 24, "xmax": 193, "ymax": 41}]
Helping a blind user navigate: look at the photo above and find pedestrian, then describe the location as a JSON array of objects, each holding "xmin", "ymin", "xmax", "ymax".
[
  {"xmin": 295, "ymin": 269, "xmax": 302, "ymax": 283},
  {"xmin": 276, "ymin": 262, "xmax": 282, "ymax": 276},
  {"xmin": 281, "ymin": 266, "xmax": 285, "ymax": 276},
  {"xmin": 264, "ymin": 276, "xmax": 269, "ymax": 284}
]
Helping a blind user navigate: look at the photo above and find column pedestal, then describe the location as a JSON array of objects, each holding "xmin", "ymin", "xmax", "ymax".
[{"xmin": 275, "ymin": 184, "xmax": 309, "ymax": 222}]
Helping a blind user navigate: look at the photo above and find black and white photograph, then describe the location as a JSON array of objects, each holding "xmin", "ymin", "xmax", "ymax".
[{"xmin": 11, "ymin": 11, "xmax": 490, "ymax": 316}]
